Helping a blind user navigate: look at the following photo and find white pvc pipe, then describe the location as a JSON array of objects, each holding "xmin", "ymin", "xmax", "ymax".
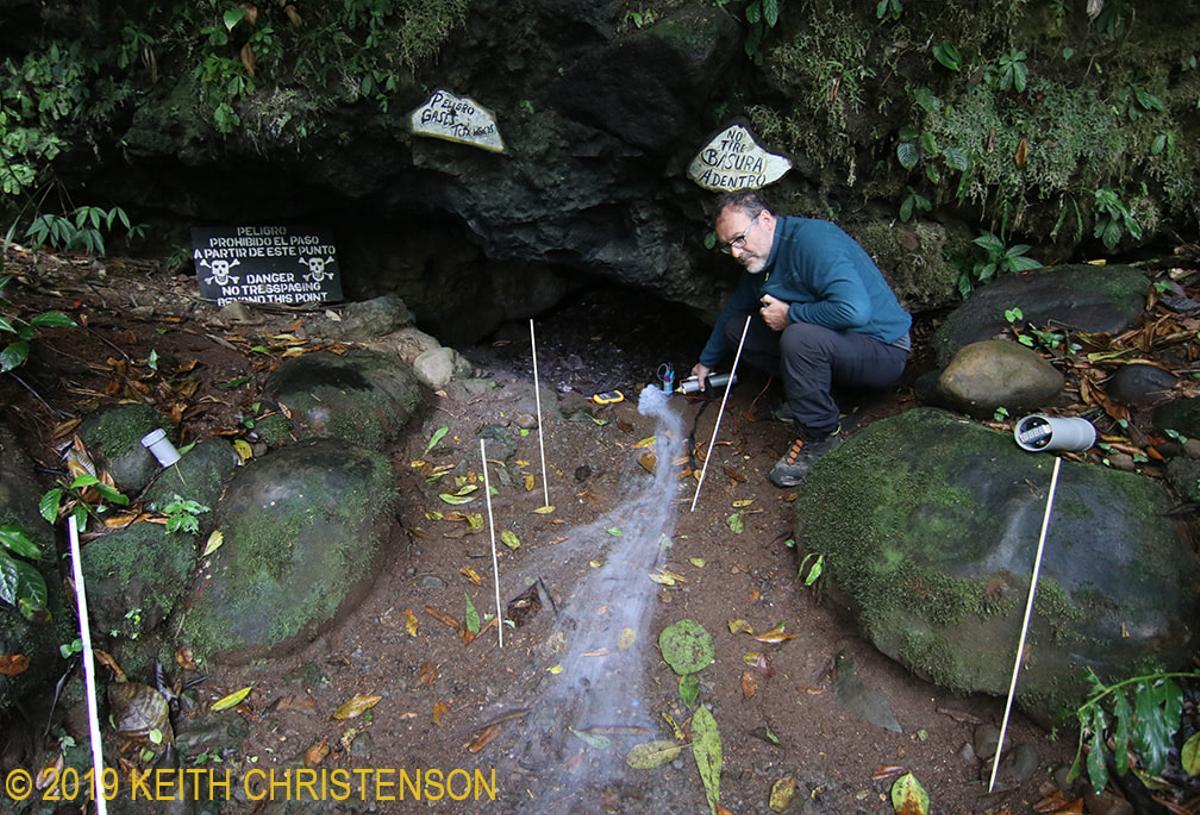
[
  {"xmin": 988, "ymin": 455, "xmax": 1062, "ymax": 792},
  {"xmin": 67, "ymin": 513, "xmax": 108, "ymax": 814},
  {"xmin": 480, "ymin": 439, "xmax": 504, "ymax": 649},
  {"xmin": 690, "ymin": 315, "xmax": 753, "ymax": 512},
  {"xmin": 530, "ymin": 319, "xmax": 550, "ymax": 508}
]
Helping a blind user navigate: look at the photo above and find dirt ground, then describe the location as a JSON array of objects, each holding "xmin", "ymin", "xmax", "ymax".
[{"xmin": 3, "ymin": 248, "xmax": 1147, "ymax": 815}]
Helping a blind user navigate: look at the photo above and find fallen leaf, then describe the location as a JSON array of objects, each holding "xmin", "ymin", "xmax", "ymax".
[
  {"xmin": 732, "ymin": 498, "xmax": 754, "ymax": 508},
  {"xmin": 741, "ymin": 671, "xmax": 759, "ymax": 698},
  {"xmin": 728, "ymin": 619, "xmax": 754, "ymax": 635},
  {"xmin": 723, "ymin": 465, "xmax": 746, "ymax": 483},
  {"xmin": 633, "ymin": 436, "xmax": 656, "ymax": 449},
  {"xmin": 769, "ymin": 775, "xmax": 796, "ymax": 812},
  {"xmin": 872, "ymin": 764, "xmax": 905, "ymax": 781},
  {"xmin": 727, "ymin": 512, "xmax": 744, "ymax": 534},
  {"xmin": 35, "ymin": 755, "xmax": 63, "ymax": 791},
  {"xmin": 201, "ymin": 530, "xmax": 224, "ymax": 557},
  {"xmin": 424, "ymin": 426, "xmax": 449, "ymax": 454},
  {"xmin": 175, "ymin": 649, "xmax": 197, "ymax": 671},
  {"xmin": 424, "ymin": 606, "xmax": 460, "ymax": 629},
  {"xmin": 433, "ymin": 701, "xmax": 449, "ymax": 725},
  {"xmin": 339, "ymin": 726, "xmax": 362, "ymax": 752},
  {"xmin": 890, "ymin": 772, "xmax": 929, "ymax": 815},
  {"xmin": 618, "ymin": 628, "xmax": 636, "ymax": 651},
  {"xmin": 548, "ymin": 663, "xmax": 563, "ymax": 674},
  {"xmin": 639, "ymin": 452, "xmax": 657, "ymax": 474},
  {"xmin": 689, "ymin": 557, "xmax": 706, "ymax": 568},
  {"xmin": 753, "ymin": 626, "xmax": 796, "ymax": 644},
  {"xmin": 418, "ymin": 662, "xmax": 438, "ymax": 686},
  {"xmin": 626, "ymin": 740, "xmax": 683, "ymax": 769},
  {"xmin": 533, "ymin": 505, "xmax": 556, "ymax": 514},
  {"xmin": 304, "ymin": 739, "xmax": 329, "ymax": 768},
  {"xmin": 523, "ymin": 474, "xmax": 535, "ymax": 491},
  {"xmin": 233, "ymin": 439, "xmax": 253, "ymax": 463},
  {"xmin": 467, "ymin": 723, "xmax": 503, "ymax": 754},
  {"xmin": 460, "ymin": 566, "xmax": 483, "ymax": 585},
  {"xmin": 607, "ymin": 527, "xmax": 623, "ymax": 536},
  {"xmin": 404, "ymin": 609, "xmax": 419, "ymax": 637},
  {"xmin": 570, "ymin": 727, "xmax": 612, "ymax": 750},
  {"xmin": 211, "ymin": 686, "xmax": 253, "ymax": 711},
  {"xmin": 438, "ymin": 493, "xmax": 476, "ymax": 505},
  {"xmin": 333, "ymin": 694, "xmax": 381, "ymax": 720},
  {"xmin": 501, "ymin": 530, "xmax": 520, "ymax": 549},
  {"xmin": 583, "ymin": 648, "xmax": 609, "ymax": 657},
  {"xmin": 0, "ymin": 654, "xmax": 29, "ymax": 676}
]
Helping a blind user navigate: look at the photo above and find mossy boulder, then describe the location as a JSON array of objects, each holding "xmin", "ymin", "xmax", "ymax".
[
  {"xmin": 1152, "ymin": 397, "xmax": 1200, "ymax": 439},
  {"xmin": 78, "ymin": 405, "xmax": 175, "ymax": 495},
  {"xmin": 142, "ymin": 439, "xmax": 238, "ymax": 529},
  {"xmin": 180, "ymin": 439, "xmax": 396, "ymax": 664},
  {"xmin": 796, "ymin": 408, "xmax": 1200, "ymax": 721},
  {"xmin": 847, "ymin": 218, "xmax": 968, "ymax": 312},
  {"xmin": 933, "ymin": 265, "xmax": 1147, "ymax": 367},
  {"xmin": 264, "ymin": 350, "xmax": 421, "ymax": 448},
  {"xmin": 81, "ymin": 522, "xmax": 197, "ymax": 642}
]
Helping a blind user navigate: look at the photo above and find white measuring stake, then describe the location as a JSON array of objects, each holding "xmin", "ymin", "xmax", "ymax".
[
  {"xmin": 67, "ymin": 513, "xmax": 109, "ymax": 815},
  {"xmin": 691, "ymin": 315, "xmax": 753, "ymax": 512},
  {"xmin": 480, "ymin": 439, "xmax": 504, "ymax": 649},
  {"xmin": 988, "ymin": 455, "xmax": 1062, "ymax": 792},
  {"xmin": 530, "ymin": 319, "xmax": 550, "ymax": 509}
]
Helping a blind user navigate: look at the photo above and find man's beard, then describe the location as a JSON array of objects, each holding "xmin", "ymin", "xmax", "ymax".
[{"xmin": 742, "ymin": 255, "xmax": 767, "ymax": 274}]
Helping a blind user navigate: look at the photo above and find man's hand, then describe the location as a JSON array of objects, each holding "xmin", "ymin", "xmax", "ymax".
[
  {"xmin": 759, "ymin": 293, "xmax": 789, "ymax": 331},
  {"xmin": 690, "ymin": 362, "xmax": 710, "ymax": 390}
]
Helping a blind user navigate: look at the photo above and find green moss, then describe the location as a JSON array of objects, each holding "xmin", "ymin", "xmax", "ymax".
[
  {"xmin": 181, "ymin": 444, "xmax": 396, "ymax": 660},
  {"xmin": 898, "ymin": 629, "xmax": 973, "ymax": 694},
  {"xmin": 80, "ymin": 404, "xmax": 165, "ymax": 460},
  {"xmin": 254, "ymin": 413, "xmax": 294, "ymax": 446},
  {"xmin": 81, "ymin": 523, "xmax": 196, "ymax": 637}
]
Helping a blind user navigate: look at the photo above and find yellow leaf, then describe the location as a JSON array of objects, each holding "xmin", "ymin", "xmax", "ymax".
[
  {"xmin": 769, "ymin": 776, "xmax": 797, "ymax": 812},
  {"xmin": 501, "ymin": 530, "xmax": 520, "ymax": 550},
  {"xmin": 753, "ymin": 626, "xmax": 797, "ymax": 644},
  {"xmin": 523, "ymin": 474, "xmax": 535, "ymax": 491},
  {"xmin": 211, "ymin": 686, "xmax": 253, "ymax": 711},
  {"xmin": 516, "ymin": 459, "xmax": 529, "ymax": 466},
  {"xmin": 533, "ymin": 505, "xmax": 556, "ymax": 514},
  {"xmin": 409, "ymin": 459, "xmax": 427, "ymax": 468},
  {"xmin": 233, "ymin": 439, "xmax": 253, "ymax": 463},
  {"xmin": 332, "ymin": 694, "xmax": 381, "ymax": 720},
  {"xmin": 548, "ymin": 663, "xmax": 563, "ymax": 674},
  {"xmin": 201, "ymin": 530, "xmax": 224, "ymax": 557},
  {"xmin": 404, "ymin": 609, "xmax": 418, "ymax": 637},
  {"xmin": 728, "ymin": 619, "xmax": 754, "ymax": 635},
  {"xmin": 633, "ymin": 436, "xmax": 656, "ymax": 449},
  {"xmin": 467, "ymin": 513, "xmax": 485, "ymax": 530},
  {"xmin": 432, "ymin": 701, "xmax": 449, "ymax": 725},
  {"xmin": 689, "ymin": 557, "xmax": 706, "ymax": 568},
  {"xmin": 618, "ymin": 628, "xmax": 636, "ymax": 651},
  {"xmin": 460, "ymin": 566, "xmax": 483, "ymax": 585},
  {"xmin": 732, "ymin": 498, "xmax": 754, "ymax": 508}
]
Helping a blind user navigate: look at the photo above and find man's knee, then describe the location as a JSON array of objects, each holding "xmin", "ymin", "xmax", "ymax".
[{"xmin": 780, "ymin": 322, "xmax": 836, "ymax": 358}]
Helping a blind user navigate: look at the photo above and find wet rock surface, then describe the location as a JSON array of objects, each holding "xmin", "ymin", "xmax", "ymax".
[
  {"xmin": 78, "ymin": 404, "xmax": 175, "ymax": 495},
  {"xmin": 935, "ymin": 339, "xmax": 1065, "ymax": 417}
]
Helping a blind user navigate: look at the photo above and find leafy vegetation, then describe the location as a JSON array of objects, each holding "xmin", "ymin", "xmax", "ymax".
[
  {"xmin": 159, "ymin": 496, "xmax": 211, "ymax": 535},
  {"xmin": 1068, "ymin": 669, "xmax": 1200, "ymax": 795},
  {"xmin": 0, "ymin": 523, "xmax": 46, "ymax": 620},
  {"xmin": 0, "ymin": 274, "xmax": 76, "ymax": 374}
]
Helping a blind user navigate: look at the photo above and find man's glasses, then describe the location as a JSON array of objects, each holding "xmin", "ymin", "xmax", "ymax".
[{"xmin": 718, "ymin": 214, "xmax": 759, "ymax": 254}]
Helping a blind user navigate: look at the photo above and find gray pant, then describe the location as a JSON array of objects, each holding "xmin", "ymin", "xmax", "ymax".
[{"xmin": 724, "ymin": 314, "xmax": 908, "ymax": 436}]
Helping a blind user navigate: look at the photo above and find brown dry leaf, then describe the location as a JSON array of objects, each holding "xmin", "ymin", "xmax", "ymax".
[
  {"xmin": 716, "ymin": 806, "xmax": 737, "ymax": 815},
  {"xmin": 753, "ymin": 626, "xmax": 796, "ymax": 644},
  {"xmin": 467, "ymin": 723, "xmax": 503, "ymax": 753},
  {"xmin": 460, "ymin": 566, "xmax": 483, "ymax": 585},
  {"xmin": 424, "ymin": 605, "xmax": 460, "ymax": 629},
  {"xmin": 723, "ymin": 464, "xmax": 747, "ymax": 483},
  {"xmin": 0, "ymin": 654, "xmax": 29, "ymax": 676},
  {"xmin": 103, "ymin": 512, "xmax": 140, "ymax": 529},
  {"xmin": 741, "ymin": 671, "xmax": 758, "ymax": 699},
  {"xmin": 303, "ymin": 739, "xmax": 330, "ymax": 768},
  {"xmin": 872, "ymin": 764, "xmax": 905, "ymax": 781},
  {"xmin": 175, "ymin": 649, "xmax": 197, "ymax": 671},
  {"xmin": 418, "ymin": 661, "xmax": 438, "ymax": 686},
  {"xmin": 52, "ymin": 418, "xmax": 82, "ymax": 438},
  {"xmin": 94, "ymin": 649, "xmax": 126, "ymax": 681},
  {"xmin": 332, "ymin": 694, "xmax": 381, "ymax": 720},
  {"xmin": 583, "ymin": 648, "xmax": 609, "ymax": 657},
  {"xmin": 433, "ymin": 701, "xmax": 449, "ymax": 725},
  {"xmin": 639, "ymin": 452, "xmax": 657, "ymax": 474},
  {"xmin": 1033, "ymin": 792, "xmax": 1077, "ymax": 813},
  {"xmin": 36, "ymin": 754, "xmax": 63, "ymax": 791},
  {"xmin": 1014, "ymin": 136, "xmax": 1028, "ymax": 169},
  {"xmin": 404, "ymin": 609, "xmax": 419, "ymax": 637}
]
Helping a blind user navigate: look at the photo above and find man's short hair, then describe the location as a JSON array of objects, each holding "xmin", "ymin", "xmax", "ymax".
[{"xmin": 714, "ymin": 190, "xmax": 770, "ymax": 226}]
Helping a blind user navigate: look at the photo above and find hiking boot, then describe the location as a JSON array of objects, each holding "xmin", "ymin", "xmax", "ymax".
[
  {"xmin": 769, "ymin": 402, "xmax": 794, "ymax": 423},
  {"xmin": 768, "ymin": 428, "xmax": 843, "ymax": 488}
]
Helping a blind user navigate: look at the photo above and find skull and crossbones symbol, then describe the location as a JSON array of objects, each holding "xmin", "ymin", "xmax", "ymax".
[
  {"xmin": 299, "ymin": 256, "xmax": 337, "ymax": 283},
  {"xmin": 199, "ymin": 257, "xmax": 241, "ymax": 286}
]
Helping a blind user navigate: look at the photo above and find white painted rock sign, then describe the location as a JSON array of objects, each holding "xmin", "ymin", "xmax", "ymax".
[
  {"xmin": 410, "ymin": 89, "xmax": 505, "ymax": 154},
  {"xmin": 688, "ymin": 123, "xmax": 791, "ymax": 191}
]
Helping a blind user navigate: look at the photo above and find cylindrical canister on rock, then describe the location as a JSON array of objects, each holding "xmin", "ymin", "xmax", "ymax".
[
  {"xmin": 140, "ymin": 428, "xmax": 182, "ymax": 468},
  {"xmin": 1013, "ymin": 414, "xmax": 1096, "ymax": 452}
]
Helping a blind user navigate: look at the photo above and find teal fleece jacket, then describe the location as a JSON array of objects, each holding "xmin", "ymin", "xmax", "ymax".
[{"xmin": 699, "ymin": 216, "xmax": 912, "ymax": 367}]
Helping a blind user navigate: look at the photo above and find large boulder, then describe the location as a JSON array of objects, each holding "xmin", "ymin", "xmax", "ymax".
[
  {"xmin": 142, "ymin": 439, "xmax": 238, "ymax": 522},
  {"xmin": 78, "ymin": 404, "xmax": 174, "ymax": 495},
  {"xmin": 264, "ymin": 350, "xmax": 421, "ymax": 448},
  {"xmin": 795, "ymin": 408, "xmax": 1200, "ymax": 721},
  {"xmin": 933, "ymin": 265, "xmax": 1147, "ymax": 366},
  {"xmin": 1152, "ymin": 397, "xmax": 1200, "ymax": 438},
  {"xmin": 180, "ymin": 440, "xmax": 397, "ymax": 664},
  {"xmin": 936, "ymin": 340, "xmax": 1065, "ymax": 417}
]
